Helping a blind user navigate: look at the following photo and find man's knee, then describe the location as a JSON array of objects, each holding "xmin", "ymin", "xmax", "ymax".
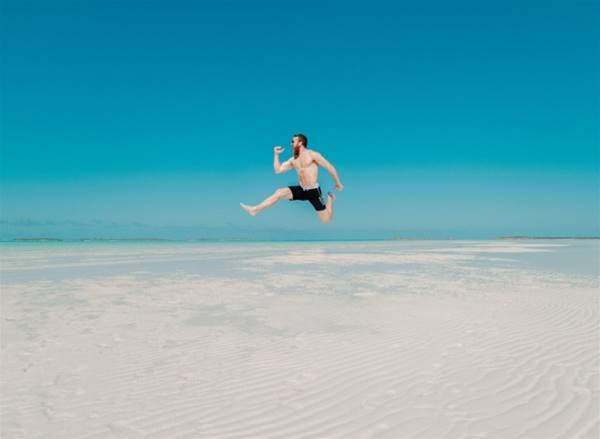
[{"xmin": 319, "ymin": 213, "xmax": 331, "ymax": 224}]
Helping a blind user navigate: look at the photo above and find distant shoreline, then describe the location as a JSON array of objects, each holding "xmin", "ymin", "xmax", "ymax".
[
  {"xmin": 1, "ymin": 236, "xmax": 599, "ymax": 243},
  {"xmin": 496, "ymin": 236, "xmax": 600, "ymax": 240}
]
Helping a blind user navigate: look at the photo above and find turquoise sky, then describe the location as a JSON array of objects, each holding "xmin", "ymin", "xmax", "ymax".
[{"xmin": 1, "ymin": 0, "xmax": 598, "ymax": 239}]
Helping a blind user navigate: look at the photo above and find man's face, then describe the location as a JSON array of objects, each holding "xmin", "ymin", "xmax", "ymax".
[{"xmin": 291, "ymin": 136, "xmax": 302, "ymax": 151}]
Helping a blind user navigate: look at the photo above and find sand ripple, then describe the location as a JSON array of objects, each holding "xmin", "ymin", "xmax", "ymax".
[{"xmin": 1, "ymin": 241, "xmax": 598, "ymax": 438}]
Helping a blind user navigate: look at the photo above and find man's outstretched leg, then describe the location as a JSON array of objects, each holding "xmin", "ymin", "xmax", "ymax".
[
  {"xmin": 240, "ymin": 187, "xmax": 293, "ymax": 216},
  {"xmin": 317, "ymin": 192, "xmax": 335, "ymax": 224}
]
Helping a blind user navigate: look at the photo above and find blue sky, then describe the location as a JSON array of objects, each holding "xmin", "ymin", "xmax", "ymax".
[{"xmin": 1, "ymin": 0, "xmax": 598, "ymax": 239}]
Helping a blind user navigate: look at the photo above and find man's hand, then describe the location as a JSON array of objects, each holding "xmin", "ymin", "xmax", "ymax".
[
  {"xmin": 336, "ymin": 182, "xmax": 344, "ymax": 191},
  {"xmin": 274, "ymin": 146, "xmax": 284, "ymax": 155}
]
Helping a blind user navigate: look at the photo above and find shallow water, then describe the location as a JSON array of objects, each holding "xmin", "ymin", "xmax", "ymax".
[{"xmin": 1, "ymin": 239, "xmax": 597, "ymax": 282}]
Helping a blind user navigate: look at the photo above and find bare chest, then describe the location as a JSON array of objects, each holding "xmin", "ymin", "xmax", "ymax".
[{"xmin": 292, "ymin": 155, "xmax": 317, "ymax": 171}]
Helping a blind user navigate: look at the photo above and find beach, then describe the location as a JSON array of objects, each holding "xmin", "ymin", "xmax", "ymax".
[{"xmin": 1, "ymin": 239, "xmax": 598, "ymax": 438}]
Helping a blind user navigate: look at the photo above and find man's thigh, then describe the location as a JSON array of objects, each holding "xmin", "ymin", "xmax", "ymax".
[
  {"xmin": 287, "ymin": 186, "xmax": 304, "ymax": 200},
  {"xmin": 281, "ymin": 187, "xmax": 294, "ymax": 200}
]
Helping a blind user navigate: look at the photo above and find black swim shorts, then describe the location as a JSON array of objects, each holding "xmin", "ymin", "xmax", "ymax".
[{"xmin": 288, "ymin": 185, "xmax": 327, "ymax": 211}]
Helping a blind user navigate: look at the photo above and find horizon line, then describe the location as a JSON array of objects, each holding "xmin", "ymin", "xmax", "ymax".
[{"xmin": 1, "ymin": 236, "xmax": 599, "ymax": 243}]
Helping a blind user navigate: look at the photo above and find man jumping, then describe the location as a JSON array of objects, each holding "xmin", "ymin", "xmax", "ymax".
[{"xmin": 240, "ymin": 133, "xmax": 344, "ymax": 224}]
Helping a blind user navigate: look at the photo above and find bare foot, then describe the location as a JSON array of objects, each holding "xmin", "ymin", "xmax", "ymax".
[
  {"xmin": 240, "ymin": 203, "xmax": 257, "ymax": 216},
  {"xmin": 327, "ymin": 192, "xmax": 336, "ymax": 203}
]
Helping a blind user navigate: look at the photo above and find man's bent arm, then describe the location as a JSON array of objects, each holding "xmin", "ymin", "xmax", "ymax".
[
  {"xmin": 327, "ymin": 165, "xmax": 342, "ymax": 186},
  {"xmin": 274, "ymin": 152, "xmax": 282, "ymax": 173},
  {"xmin": 274, "ymin": 156, "xmax": 293, "ymax": 174},
  {"xmin": 313, "ymin": 152, "xmax": 343, "ymax": 186}
]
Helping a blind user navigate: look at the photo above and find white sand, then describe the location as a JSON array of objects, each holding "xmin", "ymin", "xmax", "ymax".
[{"xmin": 1, "ymin": 240, "xmax": 598, "ymax": 438}]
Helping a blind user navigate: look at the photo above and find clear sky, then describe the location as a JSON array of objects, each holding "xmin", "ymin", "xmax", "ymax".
[{"xmin": 1, "ymin": 0, "xmax": 598, "ymax": 240}]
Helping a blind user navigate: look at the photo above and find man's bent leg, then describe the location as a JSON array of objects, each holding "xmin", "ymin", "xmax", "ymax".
[
  {"xmin": 317, "ymin": 192, "xmax": 335, "ymax": 224},
  {"xmin": 240, "ymin": 187, "xmax": 293, "ymax": 216}
]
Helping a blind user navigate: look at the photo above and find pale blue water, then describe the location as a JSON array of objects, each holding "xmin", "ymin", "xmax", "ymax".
[{"xmin": 0, "ymin": 239, "xmax": 597, "ymax": 284}]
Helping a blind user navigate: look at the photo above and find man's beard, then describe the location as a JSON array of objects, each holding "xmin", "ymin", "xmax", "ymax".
[{"xmin": 293, "ymin": 145, "xmax": 300, "ymax": 158}]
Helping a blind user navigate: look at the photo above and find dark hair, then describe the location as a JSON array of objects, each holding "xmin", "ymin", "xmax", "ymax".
[{"xmin": 293, "ymin": 133, "xmax": 308, "ymax": 147}]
